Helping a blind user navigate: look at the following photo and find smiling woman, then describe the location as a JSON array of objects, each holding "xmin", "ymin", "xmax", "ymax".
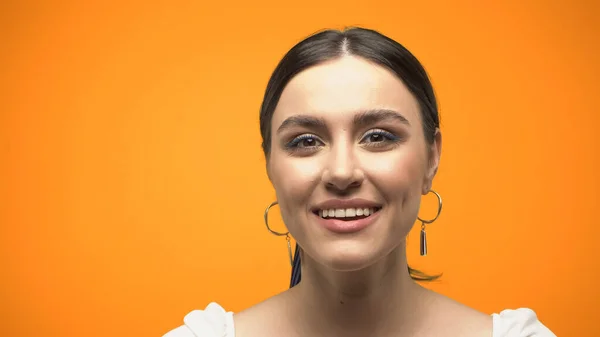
[{"xmin": 163, "ymin": 27, "xmax": 556, "ymax": 337}]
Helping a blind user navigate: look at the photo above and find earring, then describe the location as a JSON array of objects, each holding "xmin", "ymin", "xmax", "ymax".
[
  {"xmin": 264, "ymin": 201, "xmax": 293, "ymax": 266},
  {"xmin": 417, "ymin": 190, "xmax": 442, "ymax": 256}
]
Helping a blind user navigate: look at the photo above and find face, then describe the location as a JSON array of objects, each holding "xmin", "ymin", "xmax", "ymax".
[{"xmin": 267, "ymin": 56, "xmax": 440, "ymax": 271}]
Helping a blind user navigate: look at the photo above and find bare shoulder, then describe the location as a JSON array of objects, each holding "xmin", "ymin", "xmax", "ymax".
[
  {"xmin": 422, "ymin": 288, "xmax": 493, "ymax": 337},
  {"xmin": 233, "ymin": 291, "xmax": 293, "ymax": 337}
]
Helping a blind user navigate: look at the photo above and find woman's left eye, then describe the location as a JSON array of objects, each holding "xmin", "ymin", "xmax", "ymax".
[{"xmin": 360, "ymin": 129, "xmax": 400, "ymax": 145}]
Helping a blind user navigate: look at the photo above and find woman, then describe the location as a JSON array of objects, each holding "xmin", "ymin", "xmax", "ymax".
[{"xmin": 164, "ymin": 27, "xmax": 556, "ymax": 337}]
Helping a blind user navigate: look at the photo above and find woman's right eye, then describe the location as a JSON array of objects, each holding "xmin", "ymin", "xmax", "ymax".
[{"xmin": 286, "ymin": 134, "xmax": 324, "ymax": 150}]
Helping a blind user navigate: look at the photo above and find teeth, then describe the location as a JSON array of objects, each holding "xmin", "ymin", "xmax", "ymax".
[
  {"xmin": 318, "ymin": 207, "xmax": 378, "ymax": 218},
  {"xmin": 345, "ymin": 208, "xmax": 356, "ymax": 217}
]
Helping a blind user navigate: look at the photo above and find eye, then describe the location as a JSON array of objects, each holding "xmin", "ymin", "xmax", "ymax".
[
  {"xmin": 286, "ymin": 134, "xmax": 324, "ymax": 151},
  {"xmin": 360, "ymin": 129, "xmax": 400, "ymax": 146}
]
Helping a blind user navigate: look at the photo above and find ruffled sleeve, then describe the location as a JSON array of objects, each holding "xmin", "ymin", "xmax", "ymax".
[
  {"xmin": 492, "ymin": 308, "xmax": 556, "ymax": 337},
  {"xmin": 163, "ymin": 302, "xmax": 234, "ymax": 337}
]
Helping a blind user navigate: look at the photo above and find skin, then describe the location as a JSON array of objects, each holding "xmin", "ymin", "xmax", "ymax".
[{"xmin": 234, "ymin": 56, "xmax": 492, "ymax": 337}]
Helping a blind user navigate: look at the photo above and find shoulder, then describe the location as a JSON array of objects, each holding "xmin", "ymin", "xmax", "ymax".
[
  {"xmin": 424, "ymin": 291, "xmax": 494, "ymax": 336},
  {"xmin": 162, "ymin": 302, "xmax": 235, "ymax": 337},
  {"xmin": 421, "ymin": 289, "xmax": 557, "ymax": 337},
  {"xmin": 492, "ymin": 308, "xmax": 556, "ymax": 337}
]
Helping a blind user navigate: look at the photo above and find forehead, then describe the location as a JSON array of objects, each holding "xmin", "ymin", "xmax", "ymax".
[{"xmin": 273, "ymin": 56, "xmax": 420, "ymax": 127}]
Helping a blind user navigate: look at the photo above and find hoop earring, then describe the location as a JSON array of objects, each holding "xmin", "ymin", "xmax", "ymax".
[
  {"xmin": 417, "ymin": 190, "xmax": 442, "ymax": 256},
  {"xmin": 264, "ymin": 201, "xmax": 293, "ymax": 266}
]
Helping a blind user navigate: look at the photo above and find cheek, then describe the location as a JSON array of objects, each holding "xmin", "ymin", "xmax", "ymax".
[
  {"xmin": 363, "ymin": 147, "xmax": 426, "ymax": 197},
  {"xmin": 363, "ymin": 149, "xmax": 425, "ymax": 240},
  {"xmin": 269, "ymin": 154, "xmax": 322, "ymax": 218}
]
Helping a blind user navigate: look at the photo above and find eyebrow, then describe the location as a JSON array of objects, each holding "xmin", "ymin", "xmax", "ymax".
[
  {"xmin": 276, "ymin": 115, "xmax": 328, "ymax": 134},
  {"xmin": 276, "ymin": 108, "xmax": 410, "ymax": 134},
  {"xmin": 353, "ymin": 109, "xmax": 410, "ymax": 127}
]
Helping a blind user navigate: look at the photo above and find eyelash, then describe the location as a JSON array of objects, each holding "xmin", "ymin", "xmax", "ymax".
[
  {"xmin": 361, "ymin": 129, "xmax": 400, "ymax": 146},
  {"xmin": 285, "ymin": 129, "xmax": 401, "ymax": 152},
  {"xmin": 285, "ymin": 134, "xmax": 322, "ymax": 151}
]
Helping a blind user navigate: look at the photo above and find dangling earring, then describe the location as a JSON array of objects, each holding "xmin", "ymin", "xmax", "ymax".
[
  {"xmin": 417, "ymin": 190, "xmax": 442, "ymax": 256},
  {"xmin": 264, "ymin": 201, "xmax": 293, "ymax": 266}
]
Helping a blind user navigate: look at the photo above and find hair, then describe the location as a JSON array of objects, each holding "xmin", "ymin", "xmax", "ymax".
[{"xmin": 258, "ymin": 27, "xmax": 442, "ymax": 287}]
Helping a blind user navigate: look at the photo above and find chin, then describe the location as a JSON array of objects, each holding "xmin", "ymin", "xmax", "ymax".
[{"xmin": 316, "ymin": 243, "xmax": 385, "ymax": 272}]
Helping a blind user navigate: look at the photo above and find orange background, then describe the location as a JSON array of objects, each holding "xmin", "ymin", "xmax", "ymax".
[{"xmin": 1, "ymin": 0, "xmax": 598, "ymax": 336}]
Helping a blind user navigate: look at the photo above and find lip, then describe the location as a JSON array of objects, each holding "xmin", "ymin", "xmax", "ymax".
[{"xmin": 313, "ymin": 208, "xmax": 382, "ymax": 234}]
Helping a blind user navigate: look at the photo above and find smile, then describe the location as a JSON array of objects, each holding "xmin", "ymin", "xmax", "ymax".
[
  {"xmin": 314, "ymin": 207, "xmax": 382, "ymax": 219},
  {"xmin": 312, "ymin": 207, "xmax": 382, "ymax": 233}
]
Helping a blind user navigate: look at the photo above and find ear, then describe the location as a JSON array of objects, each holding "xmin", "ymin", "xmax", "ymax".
[
  {"xmin": 422, "ymin": 129, "xmax": 442, "ymax": 195},
  {"xmin": 266, "ymin": 157, "xmax": 273, "ymax": 183}
]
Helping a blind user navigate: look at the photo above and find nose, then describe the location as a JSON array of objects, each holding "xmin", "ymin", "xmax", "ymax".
[{"xmin": 322, "ymin": 142, "xmax": 364, "ymax": 192}]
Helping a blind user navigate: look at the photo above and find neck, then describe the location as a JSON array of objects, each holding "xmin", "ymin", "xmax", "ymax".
[{"xmin": 290, "ymin": 243, "xmax": 427, "ymax": 337}]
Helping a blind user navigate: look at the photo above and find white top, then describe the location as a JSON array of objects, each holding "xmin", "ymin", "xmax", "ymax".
[{"xmin": 163, "ymin": 302, "xmax": 556, "ymax": 337}]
